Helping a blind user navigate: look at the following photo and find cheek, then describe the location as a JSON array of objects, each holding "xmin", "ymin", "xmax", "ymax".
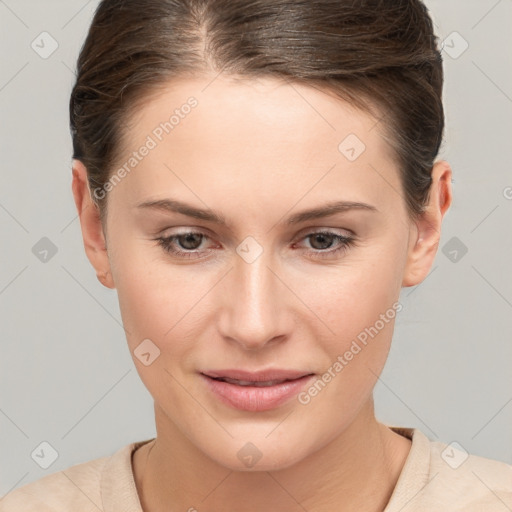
[
  {"xmin": 300, "ymin": 238, "xmax": 406, "ymax": 377},
  {"xmin": 295, "ymin": 264, "xmax": 401, "ymax": 420},
  {"xmin": 115, "ymin": 263, "xmax": 196, "ymax": 347},
  {"xmin": 112, "ymin": 255, "xmax": 200, "ymax": 405},
  {"xmin": 112, "ymin": 242, "xmax": 219, "ymax": 380},
  {"xmin": 109, "ymin": 236, "xmax": 169, "ymax": 342},
  {"xmin": 309, "ymin": 252, "xmax": 403, "ymax": 334}
]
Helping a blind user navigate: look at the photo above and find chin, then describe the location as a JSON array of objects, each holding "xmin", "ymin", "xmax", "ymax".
[{"xmin": 205, "ymin": 435, "xmax": 312, "ymax": 472}]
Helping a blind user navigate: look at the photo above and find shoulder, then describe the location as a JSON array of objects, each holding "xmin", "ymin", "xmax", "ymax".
[
  {"xmin": 0, "ymin": 455, "xmax": 108, "ymax": 511},
  {"xmin": 386, "ymin": 426, "xmax": 512, "ymax": 512},
  {"xmin": 427, "ymin": 437, "xmax": 512, "ymax": 509},
  {"xmin": 0, "ymin": 440, "xmax": 141, "ymax": 512}
]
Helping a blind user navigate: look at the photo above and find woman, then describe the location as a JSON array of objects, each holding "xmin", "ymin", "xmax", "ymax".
[{"xmin": 2, "ymin": 0, "xmax": 511, "ymax": 510}]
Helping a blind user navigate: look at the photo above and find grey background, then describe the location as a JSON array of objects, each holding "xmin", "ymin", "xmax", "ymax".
[{"xmin": 1, "ymin": 0, "xmax": 511, "ymax": 495}]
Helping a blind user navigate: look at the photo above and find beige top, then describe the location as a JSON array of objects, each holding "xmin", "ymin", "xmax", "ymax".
[{"xmin": 1, "ymin": 426, "xmax": 511, "ymax": 511}]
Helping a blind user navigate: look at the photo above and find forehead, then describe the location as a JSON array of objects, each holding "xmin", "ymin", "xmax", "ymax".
[
  {"xmin": 113, "ymin": 75, "xmax": 402, "ymax": 216},
  {"xmin": 125, "ymin": 75, "xmax": 383, "ymax": 150}
]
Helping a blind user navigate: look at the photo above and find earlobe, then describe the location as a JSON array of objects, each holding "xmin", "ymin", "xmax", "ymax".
[
  {"xmin": 71, "ymin": 159, "xmax": 116, "ymax": 290},
  {"xmin": 401, "ymin": 160, "xmax": 452, "ymax": 288}
]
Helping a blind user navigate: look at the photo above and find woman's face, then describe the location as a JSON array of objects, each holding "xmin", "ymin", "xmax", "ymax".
[{"xmin": 92, "ymin": 75, "xmax": 432, "ymax": 470}]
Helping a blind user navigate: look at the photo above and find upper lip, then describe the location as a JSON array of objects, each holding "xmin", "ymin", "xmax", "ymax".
[{"xmin": 201, "ymin": 369, "xmax": 314, "ymax": 382}]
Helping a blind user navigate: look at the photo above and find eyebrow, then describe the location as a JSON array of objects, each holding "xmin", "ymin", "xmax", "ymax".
[{"xmin": 136, "ymin": 198, "xmax": 378, "ymax": 226}]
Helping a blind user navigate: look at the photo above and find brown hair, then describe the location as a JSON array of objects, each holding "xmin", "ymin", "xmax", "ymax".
[{"xmin": 70, "ymin": 0, "xmax": 444, "ymax": 224}]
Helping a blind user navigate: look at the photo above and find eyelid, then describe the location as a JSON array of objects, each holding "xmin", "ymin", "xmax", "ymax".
[
  {"xmin": 157, "ymin": 225, "xmax": 353, "ymax": 243},
  {"xmin": 154, "ymin": 226, "xmax": 219, "ymax": 245},
  {"xmin": 294, "ymin": 226, "xmax": 354, "ymax": 240}
]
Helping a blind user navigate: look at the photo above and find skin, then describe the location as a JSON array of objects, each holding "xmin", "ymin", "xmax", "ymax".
[{"xmin": 72, "ymin": 75, "xmax": 452, "ymax": 511}]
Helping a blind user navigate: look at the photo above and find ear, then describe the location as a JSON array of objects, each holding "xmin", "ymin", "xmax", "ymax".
[
  {"xmin": 402, "ymin": 160, "xmax": 452, "ymax": 287},
  {"xmin": 71, "ymin": 159, "xmax": 116, "ymax": 289}
]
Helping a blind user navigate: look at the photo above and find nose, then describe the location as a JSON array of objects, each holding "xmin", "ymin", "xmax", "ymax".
[{"xmin": 217, "ymin": 246, "xmax": 291, "ymax": 351}]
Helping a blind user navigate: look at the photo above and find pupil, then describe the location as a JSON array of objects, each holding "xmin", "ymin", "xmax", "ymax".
[
  {"xmin": 311, "ymin": 233, "xmax": 333, "ymax": 250},
  {"xmin": 180, "ymin": 233, "xmax": 202, "ymax": 250}
]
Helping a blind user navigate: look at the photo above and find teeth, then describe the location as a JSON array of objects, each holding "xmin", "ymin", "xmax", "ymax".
[{"xmin": 219, "ymin": 377, "xmax": 287, "ymax": 387}]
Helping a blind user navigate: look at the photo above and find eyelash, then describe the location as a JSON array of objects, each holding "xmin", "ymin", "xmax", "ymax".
[{"xmin": 155, "ymin": 230, "xmax": 356, "ymax": 260}]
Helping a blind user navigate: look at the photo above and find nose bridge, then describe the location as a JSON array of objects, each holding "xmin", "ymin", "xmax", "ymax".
[{"xmin": 219, "ymin": 242, "xmax": 285, "ymax": 350}]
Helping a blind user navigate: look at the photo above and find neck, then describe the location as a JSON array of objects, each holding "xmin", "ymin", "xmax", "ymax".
[{"xmin": 133, "ymin": 398, "xmax": 411, "ymax": 512}]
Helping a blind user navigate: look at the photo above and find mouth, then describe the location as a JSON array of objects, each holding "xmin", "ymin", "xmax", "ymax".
[
  {"xmin": 200, "ymin": 370, "xmax": 315, "ymax": 412},
  {"xmin": 207, "ymin": 376, "xmax": 302, "ymax": 387}
]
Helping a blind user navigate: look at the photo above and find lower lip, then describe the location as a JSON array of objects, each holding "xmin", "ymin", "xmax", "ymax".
[{"xmin": 201, "ymin": 374, "xmax": 315, "ymax": 412}]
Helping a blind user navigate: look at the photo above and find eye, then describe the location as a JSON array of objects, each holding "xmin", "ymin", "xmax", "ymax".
[
  {"xmin": 156, "ymin": 231, "xmax": 211, "ymax": 260},
  {"xmin": 294, "ymin": 230, "xmax": 356, "ymax": 259},
  {"xmin": 155, "ymin": 229, "xmax": 356, "ymax": 260}
]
